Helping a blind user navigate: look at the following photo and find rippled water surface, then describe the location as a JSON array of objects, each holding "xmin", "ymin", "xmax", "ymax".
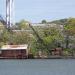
[{"xmin": 0, "ymin": 59, "xmax": 75, "ymax": 75}]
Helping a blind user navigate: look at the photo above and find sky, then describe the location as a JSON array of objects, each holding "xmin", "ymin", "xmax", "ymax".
[{"xmin": 0, "ymin": 0, "xmax": 75, "ymax": 23}]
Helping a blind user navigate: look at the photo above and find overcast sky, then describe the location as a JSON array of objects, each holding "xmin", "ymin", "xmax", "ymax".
[{"xmin": 0, "ymin": 0, "xmax": 75, "ymax": 23}]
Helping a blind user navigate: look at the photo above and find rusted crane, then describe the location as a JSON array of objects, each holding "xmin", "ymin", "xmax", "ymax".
[{"xmin": 29, "ymin": 24, "xmax": 50, "ymax": 52}]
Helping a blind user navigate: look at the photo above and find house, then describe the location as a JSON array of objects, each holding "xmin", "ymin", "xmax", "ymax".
[{"xmin": 0, "ymin": 44, "xmax": 28, "ymax": 59}]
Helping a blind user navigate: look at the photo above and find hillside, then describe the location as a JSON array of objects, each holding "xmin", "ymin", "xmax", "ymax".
[{"xmin": 48, "ymin": 18, "xmax": 68, "ymax": 25}]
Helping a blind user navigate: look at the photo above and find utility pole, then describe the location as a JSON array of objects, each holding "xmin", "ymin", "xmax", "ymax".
[{"xmin": 6, "ymin": 0, "xmax": 14, "ymax": 28}]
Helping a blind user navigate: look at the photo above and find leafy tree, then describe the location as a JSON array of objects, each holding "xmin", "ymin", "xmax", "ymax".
[
  {"xmin": 41, "ymin": 20, "xmax": 47, "ymax": 24},
  {"xmin": 43, "ymin": 27, "xmax": 63, "ymax": 49},
  {"xmin": 18, "ymin": 20, "xmax": 30, "ymax": 30},
  {"xmin": 32, "ymin": 26, "xmax": 63, "ymax": 55},
  {"xmin": 64, "ymin": 18, "xmax": 75, "ymax": 55},
  {"xmin": 64, "ymin": 18, "xmax": 75, "ymax": 35},
  {"xmin": 0, "ymin": 26, "xmax": 30, "ymax": 46}
]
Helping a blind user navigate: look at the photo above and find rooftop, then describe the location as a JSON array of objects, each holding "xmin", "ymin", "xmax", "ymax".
[{"xmin": 0, "ymin": 44, "xmax": 28, "ymax": 50}]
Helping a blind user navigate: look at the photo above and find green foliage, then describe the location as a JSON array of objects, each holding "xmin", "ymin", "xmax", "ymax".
[
  {"xmin": 12, "ymin": 32, "xmax": 30, "ymax": 44},
  {"xmin": 18, "ymin": 20, "xmax": 30, "ymax": 30},
  {"xmin": 0, "ymin": 28, "xmax": 30, "ymax": 47},
  {"xmin": 43, "ymin": 27, "xmax": 63, "ymax": 49},
  {"xmin": 50, "ymin": 18, "xmax": 68, "ymax": 25},
  {"xmin": 64, "ymin": 18, "xmax": 75, "ymax": 51},
  {"xmin": 41, "ymin": 20, "xmax": 47, "ymax": 24},
  {"xmin": 1, "ymin": 29, "xmax": 10, "ymax": 43},
  {"xmin": 64, "ymin": 18, "xmax": 75, "ymax": 35},
  {"xmin": 31, "ymin": 26, "xmax": 63, "ymax": 55},
  {"xmin": 0, "ymin": 18, "xmax": 75, "ymax": 56}
]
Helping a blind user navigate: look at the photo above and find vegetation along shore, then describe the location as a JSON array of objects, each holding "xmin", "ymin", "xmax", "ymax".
[{"xmin": 0, "ymin": 18, "xmax": 75, "ymax": 59}]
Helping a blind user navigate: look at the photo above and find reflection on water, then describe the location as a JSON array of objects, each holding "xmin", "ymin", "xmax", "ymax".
[{"xmin": 0, "ymin": 59, "xmax": 75, "ymax": 75}]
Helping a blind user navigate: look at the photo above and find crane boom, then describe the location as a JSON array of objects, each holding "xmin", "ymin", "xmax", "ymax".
[
  {"xmin": 0, "ymin": 15, "xmax": 6, "ymax": 25},
  {"xmin": 29, "ymin": 24, "xmax": 49, "ymax": 51},
  {"xmin": 29, "ymin": 24, "xmax": 44, "ymax": 43}
]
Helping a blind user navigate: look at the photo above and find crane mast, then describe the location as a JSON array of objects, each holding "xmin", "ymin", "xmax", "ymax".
[{"xmin": 6, "ymin": 0, "xmax": 14, "ymax": 28}]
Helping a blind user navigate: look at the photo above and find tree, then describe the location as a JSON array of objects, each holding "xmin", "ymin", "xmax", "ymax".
[
  {"xmin": 41, "ymin": 20, "xmax": 47, "ymax": 24},
  {"xmin": 32, "ymin": 26, "xmax": 63, "ymax": 55},
  {"xmin": 0, "ymin": 28, "xmax": 11, "ymax": 47},
  {"xmin": 0, "ymin": 26, "xmax": 30, "ymax": 46},
  {"xmin": 64, "ymin": 18, "xmax": 75, "ymax": 48},
  {"xmin": 64, "ymin": 18, "xmax": 75, "ymax": 56},
  {"xmin": 18, "ymin": 20, "xmax": 30, "ymax": 30},
  {"xmin": 9, "ymin": 31, "xmax": 30, "ymax": 45},
  {"xmin": 64, "ymin": 18, "xmax": 75, "ymax": 35},
  {"xmin": 43, "ymin": 27, "xmax": 63, "ymax": 49}
]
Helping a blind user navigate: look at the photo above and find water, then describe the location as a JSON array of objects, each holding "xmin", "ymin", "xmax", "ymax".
[{"xmin": 0, "ymin": 59, "xmax": 75, "ymax": 75}]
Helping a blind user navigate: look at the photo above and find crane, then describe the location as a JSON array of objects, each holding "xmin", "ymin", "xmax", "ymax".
[
  {"xmin": 6, "ymin": 0, "xmax": 14, "ymax": 28},
  {"xmin": 29, "ymin": 24, "xmax": 51, "ymax": 54},
  {"xmin": 0, "ymin": 15, "xmax": 6, "ymax": 25},
  {"xmin": 0, "ymin": 0, "xmax": 14, "ymax": 28}
]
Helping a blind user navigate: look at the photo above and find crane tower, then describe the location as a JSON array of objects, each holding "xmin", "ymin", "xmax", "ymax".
[{"xmin": 6, "ymin": 0, "xmax": 14, "ymax": 28}]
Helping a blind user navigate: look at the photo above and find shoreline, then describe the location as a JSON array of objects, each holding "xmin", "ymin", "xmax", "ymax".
[{"xmin": 0, "ymin": 56, "xmax": 75, "ymax": 59}]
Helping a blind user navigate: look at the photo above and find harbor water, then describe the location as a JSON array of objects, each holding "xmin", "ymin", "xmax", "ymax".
[{"xmin": 0, "ymin": 59, "xmax": 75, "ymax": 75}]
